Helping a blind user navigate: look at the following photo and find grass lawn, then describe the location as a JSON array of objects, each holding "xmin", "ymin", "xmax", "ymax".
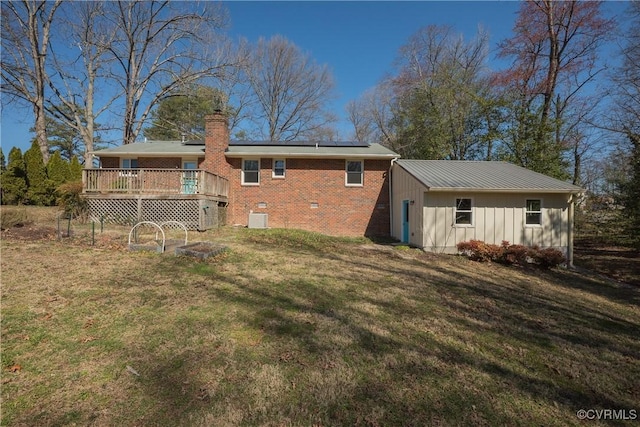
[{"xmin": 1, "ymin": 208, "xmax": 639, "ymax": 426}]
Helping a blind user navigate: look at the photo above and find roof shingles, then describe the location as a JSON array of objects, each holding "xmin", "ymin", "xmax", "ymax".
[{"xmin": 92, "ymin": 140, "xmax": 398, "ymax": 159}]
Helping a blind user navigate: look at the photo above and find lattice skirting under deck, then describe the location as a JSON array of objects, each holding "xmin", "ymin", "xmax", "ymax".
[{"xmin": 86, "ymin": 198, "xmax": 226, "ymax": 230}]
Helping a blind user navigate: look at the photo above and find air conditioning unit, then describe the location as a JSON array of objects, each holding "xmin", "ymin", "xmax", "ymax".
[{"xmin": 248, "ymin": 212, "xmax": 268, "ymax": 229}]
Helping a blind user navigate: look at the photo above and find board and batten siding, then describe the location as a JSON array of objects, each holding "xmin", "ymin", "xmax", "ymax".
[
  {"xmin": 391, "ymin": 164, "xmax": 425, "ymax": 247},
  {"xmin": 422, "ymin": 192, "xmax": 571, "ymax": 254}
]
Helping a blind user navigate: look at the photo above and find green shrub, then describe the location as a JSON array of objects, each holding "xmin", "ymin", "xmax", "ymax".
[
  {"xmin": 46, "ymin": 151, "xmax": 71, "ymax": 187},
  {"xmin": 24, "ymin": 141, "xmax": 54, "ymax": 205},
  {"xmin": 1, "ymin": 147, "xmax": 28, "ymax": 205},
  {"xmin": 69, "ymin": 156, "xmax": 83, "ymax": 181}
]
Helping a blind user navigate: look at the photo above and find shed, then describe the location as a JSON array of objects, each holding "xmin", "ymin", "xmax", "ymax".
[{"xmin": 391, "ymin": 160, "xmax": 583, "ymax": 264}]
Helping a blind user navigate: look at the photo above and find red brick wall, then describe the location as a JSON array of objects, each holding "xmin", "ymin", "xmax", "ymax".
[
  {"xmin": 201, "ymin": 114, "xmax": 231, "ymax": 179},
  {"xmin": 137, "ymin": 157, "xmax": 181, "ymax": 168},
  {"xmin": 100, "ymin": 157, "xmax": 119, "ymax": 168},
  {"xmin": 98, "ymin": 156, "xmax": 181, "ymax": 168},
  {"xmin": 225, "ymin": 157, "xmax": 391, "ymax": 237}
]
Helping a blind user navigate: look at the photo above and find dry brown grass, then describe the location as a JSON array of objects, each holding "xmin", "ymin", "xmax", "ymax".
[{"xmin": 1, "ymin": 210, "xmax": 639, "ymax": 426}]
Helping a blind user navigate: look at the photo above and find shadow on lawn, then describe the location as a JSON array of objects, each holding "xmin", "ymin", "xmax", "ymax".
[
  {"xmin": 549, "ymin": 267, "xmax": 639, "ymax": 306},
  {"xmin": 129, "ymin": 244, "xmax": 640, "ymax": 425},
  {"xmin": 243, "ymin": 259, "xmax": 636, "ymax": 417},
  {"xmin": 428, "ymin": 263, "xmax": 640, "ymax": 364}
]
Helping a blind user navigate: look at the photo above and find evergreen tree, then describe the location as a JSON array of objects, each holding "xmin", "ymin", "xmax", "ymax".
[
  {"xmin": 43, "ymin": 104, "xmax": 102, "ymax": 161},
  {"xmin": 24, "ymin": 140, "xmax": 54, "ymax": 205},
  {"xmin": 0, "ymin": 147, "xmax": 6, "ymax": 172},
  {"xmin": 46, "ymin": 151, "xmax": 71, "ymax": 188},
  {"xmin": 1, "ymin": 147, "xmax": 28, "ymax": 205},
  {"xmin": 143, "ymin": 85, "xmax": 223, "ymax": 140},
  {"xmin": 69, "ymin": 156, "xmax": 83, "ymax": 181}
]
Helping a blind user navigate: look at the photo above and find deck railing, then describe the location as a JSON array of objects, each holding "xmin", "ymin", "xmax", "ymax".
[{"xmin": 82, "ymin": 169, "xmax": 229, "ymax": 198}]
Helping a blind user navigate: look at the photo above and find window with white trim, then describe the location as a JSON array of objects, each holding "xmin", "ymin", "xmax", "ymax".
[
  {"xmin": 120, "ymin": 158, "xmax": 139, "ymax": 177},
  {"xmin": 182, "ymin": 160, "xmax": 197, "ymax": 170},
  {"xmin": 122, "ymin": 158, "xmax": 138, "ymax": 169},
  {"xmin": 242, "ymin": 159, "xmax": 260, "ymax": 185},
  {"xmin": 455, "ymin": 198, "xmax": 473, "ymax": 225},
  {"xmin": 345, "ymin": 160, "xmax": 363, "ymax": 186},
  {"xmin": 526, "ymin": 199, "xmax": 542, "ymax": 225},
  {"xmin": 273, "ymin": 159, "xmax": 285, "ymax": 178}
]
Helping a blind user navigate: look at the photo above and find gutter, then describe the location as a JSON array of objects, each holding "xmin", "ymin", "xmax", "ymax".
[
  {"xmin": 567, "ymin": 190, "xmax": 584, "ymax": 268},
  {"xmin": 423, "ymin": 187, "xmax": 582, "ymax": 194},
  {"xmin": 389, "ymin": 158, "xmax": 397, "ymax": 240},
  {"xmin": 224, "ymin": 152, "xmax": 398, "ymax": 160}
]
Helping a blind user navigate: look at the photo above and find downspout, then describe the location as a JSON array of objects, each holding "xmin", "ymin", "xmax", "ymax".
[
  {"xmin": 389, "ymin": 158, "xmax": 397, "ymax": 239},
  {"xmin": 568, "ymin": 193, "xmax": 576, "ymax": 268}
]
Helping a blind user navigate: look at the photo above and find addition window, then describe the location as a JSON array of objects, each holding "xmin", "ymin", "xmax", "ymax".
[
  {"xmin": 526, "ymin": 199, "xmax": 542, "ymax": 225},
  {"xmin": 242, "ymin": 159, "xmax": 260, "ymax": 185},
  {"xmin": 455, "ymin": 198, "xmax": 473, "ymax": 225},
  {"xmin": 273, "ymin": 159, "xmax": 286, "ymax": 178},
  {"xmin": 345, "ymin": 160, "xmax": 363, "ymax": 186}
]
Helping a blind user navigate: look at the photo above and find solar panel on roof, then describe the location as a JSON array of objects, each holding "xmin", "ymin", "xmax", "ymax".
[{"xmin": 229, "ymin": 139, "xmax": 369, "ymax": 147}]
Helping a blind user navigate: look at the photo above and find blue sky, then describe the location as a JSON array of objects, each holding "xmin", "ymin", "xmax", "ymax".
[{"xmin": 0, "ymin": 1, "xmax": 627, "ymax": 156}]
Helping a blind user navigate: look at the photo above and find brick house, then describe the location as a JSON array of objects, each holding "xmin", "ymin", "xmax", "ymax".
[{"xmin": 84, "ymin": 112, "xmax": 399, "ymax": 236}]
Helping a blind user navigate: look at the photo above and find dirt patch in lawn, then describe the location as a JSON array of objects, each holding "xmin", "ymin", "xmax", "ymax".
[{"xmin": 1, "ymin": 224, "xmax": 58, "ymax": 241}]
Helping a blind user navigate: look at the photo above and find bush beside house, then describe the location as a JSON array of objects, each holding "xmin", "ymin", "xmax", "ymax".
[{"xmin": 457, "ymin": 239, "xmax": 566, "ymax": 268}]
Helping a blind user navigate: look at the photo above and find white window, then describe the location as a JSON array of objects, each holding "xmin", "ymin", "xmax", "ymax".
[
  {"xmin": 345, "ymin": 160, "xmax": 363, "ymax": 186},
  {"xmin": 182, "ymin": 160, "xmax": 197, "ymax": 170},
  {"xmin": 526, "ymin": 199, "xmax": 542, "ymax": 225},
  {"xmin": 455, "ymin": 198, "xmax": 473, "ymax": 225},
  {"xmin": 122, "ymin": 158, "xmax": 138, "ymax": 169},
  {"xmin": 242, "ymin": 159, "xmax": 260, "ymax": 185},
  {"xmin": 273, "ymin": 159, "xmax": 286, "ymax": 178},
  {"xmin": 120, "ymin": 158, "xmax": 139, "ymax": 176}
]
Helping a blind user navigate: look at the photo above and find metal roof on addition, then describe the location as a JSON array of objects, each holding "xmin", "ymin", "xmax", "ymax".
[{"xmin": 396, "ymin": 159, "xmax": 583, "ymax": 193}]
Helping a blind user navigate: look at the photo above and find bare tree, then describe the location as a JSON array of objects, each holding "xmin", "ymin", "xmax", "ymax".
[
  {"xmin": 609, "ymin": 1, "xmax": 640, "ymax": 139},
  {"xmin": 386, "ymin": 25, "xmax": 496, "ymax": 160},
  {"xmin": 46, "ymin": 1, "xmax": 116, "ymax": 165},
  {"xmin": 103, "ymin": 0, "xmax": 235, "ymax": 144},
  {"xmin": 346, "ymin": 84, "xmax": 397, "ymax": 147},
  {"xmin": 1, "ymin": 0, "xmax": 62, "ymax": 162},
  {"xmin": 496, "ymin": 0, "xmax": 615, "ymax": 178},
  {"xmin": 367, "ymin": 84, "xmax": 399, "ymax": 149},
  {"xmin": 607, "ymin": 1, "xmax": 640, "ymax": 245},
  {"xmin": 346, "ymin": 99, "xmax": 375, "ymax": 143},
  {"xmin": 244, "ymin": 35, "xmax": 336, "ymax": 141},
  {"xmin": 212, "ymin": 39, "xmax": 254, "ymax": 137}
]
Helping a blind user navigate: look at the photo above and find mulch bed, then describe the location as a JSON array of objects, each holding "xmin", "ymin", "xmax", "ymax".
[{"xmin": 1, "ymin": 225, "xmax": 58, "ymax": 241}]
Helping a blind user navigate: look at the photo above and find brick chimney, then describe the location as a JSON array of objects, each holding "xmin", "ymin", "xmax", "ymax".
[{"xmin": 202, "ymin": 111, "xmax": 231, "ymax": 178}]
